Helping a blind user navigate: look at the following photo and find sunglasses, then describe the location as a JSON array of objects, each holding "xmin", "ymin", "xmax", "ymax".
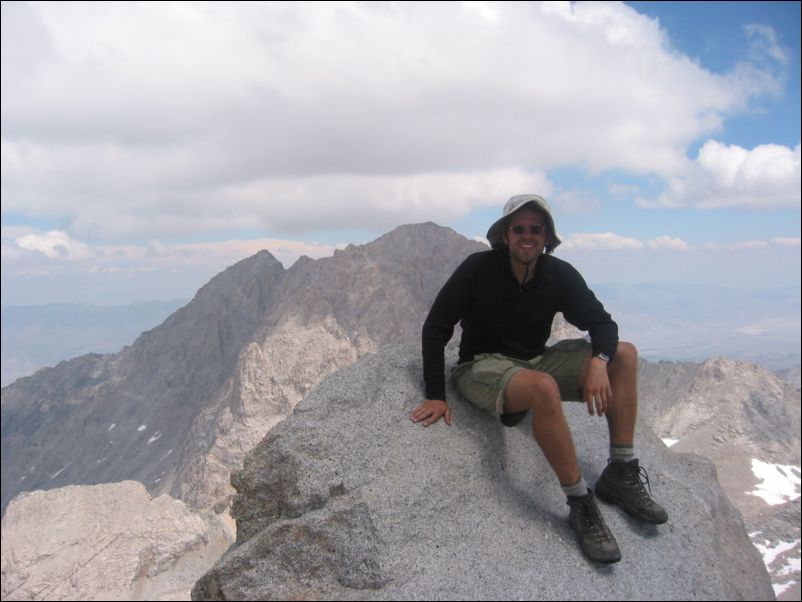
[{"xmin": 508, "ymin": 224, "xmax": 548, "ymax": 235}]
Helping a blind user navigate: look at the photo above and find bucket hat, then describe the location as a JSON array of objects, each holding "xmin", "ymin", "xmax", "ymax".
[{"xmin": 486, "ymin": 194, "xmax": 561, "ymax": 252}]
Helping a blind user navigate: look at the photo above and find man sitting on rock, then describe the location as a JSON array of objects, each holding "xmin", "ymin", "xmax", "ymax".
[{"xmin": 410, "ymin": 194, "xmax": 668, "ymax": 564}]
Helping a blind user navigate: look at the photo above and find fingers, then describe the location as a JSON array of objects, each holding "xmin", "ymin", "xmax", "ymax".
[
  {"xmin": 408, "ymin": 405, "xmax": 426, "ymax": 423},
  {"xmin": 409, "ymin": 400, "xmax": 451, "ymax": 427},
  {"xmin": 584, "ymin": 365, "xmax": 613, "ymax": 417},
  {"xmin": 583, "ymin": 388, "xmax": 594, "ymax": 415},
  {"xmin": 444, "ymin": 406, "xmax": 453, "ymax": 426},
  {"xmin": 585, "ymin": 386, "xmax": 612, "ymax": 417},
  {"xmin": 586, "ymin": 398, "xmax": 604, "ymax": 417},
  {"xmin": 595, "ymin": 394, "xmax": 607, "ymax": 417},
  {"xmin": 409, "ymin": 404, "xmax": 435, "ymax": 424}
]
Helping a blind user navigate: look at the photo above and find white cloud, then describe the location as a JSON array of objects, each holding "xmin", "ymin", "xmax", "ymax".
[
  {"xmin": 6, "ymin": 227, "xmax": 791, "ymax": 283},
  {"xmin": 3, "ymin": 225, "xmax": 798, "ymax": 306},
  {"xmin": 561, "ymin": 233, "xmax": 688, "ymax": 252},
  {"xmin": 736, "ymin": 324, "xmax": 774, "ymax": 336},
  {"xmin": 15, "ymin": 230, "xmax": 93, "ymax": 261},
  {"xmin": 3, "ymin": 229, "xmax": 340, "ymax": 274},
  {"xmin": 561, "ymin": 232, "xmax": 644, "ymax": 251},
  {"xmin": 705, "ymin": 238, "xmax": 800, "ymax": 252},
  {"xmin": 209, "ymin": 168, "xmax": 552, "ymax": 236},
  {"xmin": 730, "ymin": 240, "xmax": 771, "ymax": 250},
  {"xmin": 0, "ymin": 2, "xmax": 783, "ymax": 242},
  {"xmin": 647, "ymin": 236, "xmax": 690, "ymax": 251},
  {"xmin": 770, "ymin": 237, "xmax": 802, "ymax": 247},
  {"xmin": 562, "ymin": 234, "xmax": 798, "ymax": 253},
  {"xmin": 745, "ymin": 23, "xmax": 789, "ymax": 66},
  {"xmin": 639, "ymin": 141, "xmax": 801, "ymax": 209}
]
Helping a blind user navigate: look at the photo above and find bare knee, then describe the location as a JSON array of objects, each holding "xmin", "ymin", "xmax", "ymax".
[
  {"xmin": 612, "ymin": 341, "xmax": 638, "ymax": 370},
  {"xmin": 509, "ymin": 370, "xmax": 561, "ymax": 414}
]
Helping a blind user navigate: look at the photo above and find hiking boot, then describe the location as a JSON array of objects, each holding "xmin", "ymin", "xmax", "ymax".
[
  {"xmin": 567, "ymin": 489, "xmax": 621, "ymax": 564},
  {"xmin": 500, "ymin": 410, "xmax": 528, "ymax": 427},
  {"xmin": 595, "ymin": 459, "xmax": 668, "ymax": 525}
]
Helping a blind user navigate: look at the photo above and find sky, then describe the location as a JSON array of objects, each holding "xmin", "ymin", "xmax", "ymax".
[{"xmin": 2, "ymin": 2, "xmax": 800, "ymax": 316}]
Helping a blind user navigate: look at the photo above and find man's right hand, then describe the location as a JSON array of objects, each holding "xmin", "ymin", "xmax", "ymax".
[{"xmin": 409, "ymin": 399, "xmax": 452, "ymax": 427}]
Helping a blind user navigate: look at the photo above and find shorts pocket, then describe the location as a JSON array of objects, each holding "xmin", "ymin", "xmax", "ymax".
[{"xmin": 469, "ymin": 355, "xmax": 516, "ymax": 387}]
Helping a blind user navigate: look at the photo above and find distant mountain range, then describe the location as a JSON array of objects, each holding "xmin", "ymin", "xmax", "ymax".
[
  {"xmin": 1, "ymin": 300, "xmax": 187, "ymax": 386},
  {"xmin": 593, "ymin": 281, "xmax": 801, "ymax": 371},
  {"xmin": 3, "ymin": 273, "xmax": 798, "ymax": 391}
]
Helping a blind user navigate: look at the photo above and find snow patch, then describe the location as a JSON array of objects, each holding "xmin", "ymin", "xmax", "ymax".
[
  {"xmin": 750, "ymin": 533, "xmax": 801, "ymax": 597},
  {"xmin": 747, "ymin": 459, "xmax": 801, "ymax": 506},
  {"xmin": 49, "ymin": 462, "xmax": 73, "ymax": 481}
]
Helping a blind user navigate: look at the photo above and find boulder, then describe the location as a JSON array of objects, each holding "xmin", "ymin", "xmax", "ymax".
[
  {"xmin": 193, "ymin": 344, "xmax": 774, "ymax": 600},
  {"xmin": 1, "ymin": 481, "xmax": 233, "ymax": 601}
]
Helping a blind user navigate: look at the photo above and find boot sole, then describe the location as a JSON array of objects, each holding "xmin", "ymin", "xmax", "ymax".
[{"xmin": 569, "ymin": 523, "xmax": 622, "ymax": 563}]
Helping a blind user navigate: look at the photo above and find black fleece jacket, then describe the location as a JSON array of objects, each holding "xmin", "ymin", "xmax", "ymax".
[{"xmin": 422, "ymin": 249, "xmax": 618, "ymax": 402}]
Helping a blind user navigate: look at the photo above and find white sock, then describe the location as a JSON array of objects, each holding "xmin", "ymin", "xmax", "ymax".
[{"xmin": 562, "ymin": 476, "xmax": 589, "ymax": 498}]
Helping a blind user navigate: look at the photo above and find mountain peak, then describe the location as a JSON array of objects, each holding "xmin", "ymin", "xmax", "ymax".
[
  {"xmin": 330, "ymin": 222, "xmax": 485, "ymax": 261},
  {"xmin": 0, "ymin": 223, "xmax": 486, "ymax": 513},
  {"xmin": 371, "ymin": 221, "xmax": 482, "ymax": 246},
  {"xmin": 354, "ymin": 222, "xmax": 487, "ymax": 265}
]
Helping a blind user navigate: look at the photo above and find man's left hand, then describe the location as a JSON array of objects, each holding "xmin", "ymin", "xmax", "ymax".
[{"xmin": 583, "ymin": 357, "xmax": 612, "ymax": 417}]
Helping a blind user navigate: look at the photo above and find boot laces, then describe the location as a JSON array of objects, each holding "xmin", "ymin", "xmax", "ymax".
[
  {"xmin": 578, "ymin": 498, "xmax": 610, "ymax": 543},
  {"xmin": 623, "ymin": 462, "xmax": 653, "ymax": 501}
]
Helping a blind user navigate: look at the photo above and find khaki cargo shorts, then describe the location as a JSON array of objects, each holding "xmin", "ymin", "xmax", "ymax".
[{"xmin": 453, "ymin": 338, "xmax": 591, "ymax": 417}]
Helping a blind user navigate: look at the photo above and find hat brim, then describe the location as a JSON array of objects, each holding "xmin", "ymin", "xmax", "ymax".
[{"xmin": 486, "ymin": 200, "xmax": 561, "ymax": 251}]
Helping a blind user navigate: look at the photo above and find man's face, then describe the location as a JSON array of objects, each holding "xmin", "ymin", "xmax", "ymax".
[{"xmin": 503, "ymin": 207, "xmax": 550, "ymax": 268}]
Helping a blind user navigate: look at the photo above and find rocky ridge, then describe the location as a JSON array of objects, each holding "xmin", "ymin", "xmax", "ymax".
[
  {"xmin": 775, "ymin": 365, "xmax": 801, "ymax": 391},
  {"xmin": 638, "ymin": 357, "xmax": 801, "ymax": 599}
]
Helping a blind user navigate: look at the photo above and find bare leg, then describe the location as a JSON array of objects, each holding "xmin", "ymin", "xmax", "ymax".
[
  {"xmin": 577, "ymin": 341, "xmax": 639, "ymax": 446},
  {"xmin": 506, "ymin": 366, "xmax": 625, "ymax": 561},
  {"xmin": 504, "ymin": 370, "xmax": 580, "ymax": 486},
  {"xmin": 591, "ymin": 343, "xmax": 668, "ymax": 525},
  {"xmin": 606, "ymin": 342, "xmax": 638, "ymax": 446}
]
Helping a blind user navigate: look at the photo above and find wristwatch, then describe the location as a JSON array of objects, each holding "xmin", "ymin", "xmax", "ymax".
[{"xmin": 593, "ymin": 352, "xmax": 610, "ymax": 363}]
